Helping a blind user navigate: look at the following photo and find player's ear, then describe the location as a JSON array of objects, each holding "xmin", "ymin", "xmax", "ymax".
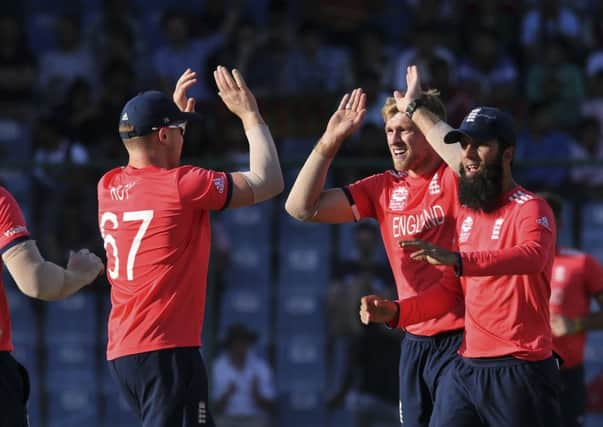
[
  {"xmin": 157, "ymin": 127, "xmax": 169, "ymax": 144},
  {"xmin": 503, "ymin": 146, "xmax": 514, "ymax": 164}
]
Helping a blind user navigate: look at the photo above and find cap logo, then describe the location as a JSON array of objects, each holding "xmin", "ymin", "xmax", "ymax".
[
  {"xmin": 163, "ymin": 117, "xmax": 170, "ymax": 124},
  {"xmin": 121, "ymin": 112, "xmax": 128, "ymax": 121},
  {"xmin": 465, "ymin": 108, "xmax": 496, "ymax": 123}
]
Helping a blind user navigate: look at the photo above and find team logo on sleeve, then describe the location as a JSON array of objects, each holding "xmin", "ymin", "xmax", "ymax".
[
  {"xmin": 536, "ymin": 216, "xmax": 551, "ymax": 230},
  {"xmin": 490, "ymin": 218, "xmax": 504, "ymax": 240},
  {"xmin": 389, "ymin": 187, "xmax": 409, "ymax": 211},
  {"xmin": 459, "ymin": 216, "xmax": 473, "ymax": 243},
  {"xmin": 213, "ymin": 177, "xmax": 225, "ymax": 194}
]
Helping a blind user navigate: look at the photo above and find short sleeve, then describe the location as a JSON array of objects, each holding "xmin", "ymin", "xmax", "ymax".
[
  {"xmin": 584, "ymin": 254, "xmax": 603, "ymax": 296},
  {"xmin": 178, "ymin": 166, "xmax": 232, "ymax": 211},
  {"xmin": 345, "ymin": 174, "xmax": 384, "ymax": 220},
  {"xmin": 0, "ymin": 188, "xmax": 30, "ymax": 253}
]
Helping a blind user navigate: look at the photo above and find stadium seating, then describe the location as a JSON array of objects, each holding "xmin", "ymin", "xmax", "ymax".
[
  {"xmin": 275, "ymin": 333, "xmax": 326, "ymax": 391},
  {"xmin": 277, "ymin": 379, "xmax": 326, "ymax": 427},
  {"xmin": 44, "ymin": 291, "xmax": 98, "ymax": 343},
  {"xmin": 45, "ymin": 379, "xmax": 99, "ymax": 427},
  {"xmin": 25, "ymin": 13, "xmax": 57, "ymax": 54},
  {"xmin": 217, "ymin": 286, "xmax": 270, "ymax": 351},
  {"xmin": 276, "ymin": 285, "xmax": 325, "ymax": 333}
]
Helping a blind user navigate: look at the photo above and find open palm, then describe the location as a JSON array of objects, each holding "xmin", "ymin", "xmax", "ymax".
[{"xmin": 325, "ymin": 88, "xmax": 367, "ymax": 140}]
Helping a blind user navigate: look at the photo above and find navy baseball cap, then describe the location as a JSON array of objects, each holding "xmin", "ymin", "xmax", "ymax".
[
  {"xmin": 444, "ymin": 106, "xmax": 516, "ymax": 147},
  {"xmin": 118, "ymin": 90, "xmax": 201, "ymax": 139}
]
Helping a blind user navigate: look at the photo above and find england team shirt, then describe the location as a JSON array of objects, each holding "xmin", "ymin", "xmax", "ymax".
[
  {"xmin": 0, "ymin": 187, "xmax": 30, "ymax": 351},
  {"xmin": 347, "ymin": 162, "xmax": 464, "ymax": 336},
  {"xmin": 457, "ymin": 187, "xmax": 556, "ymax": 361},
  {"xmin": 550, "ymin": 248, "xmax": 603, "ymax": 368},
  {"xmin": 98, "ymin": 164, "xmax": 231, "ymax": 360}
]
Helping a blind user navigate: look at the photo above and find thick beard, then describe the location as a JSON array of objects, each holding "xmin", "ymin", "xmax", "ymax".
[{"xmin": 458, "ymin": 155, "xmax": 504, "ymax": 213}]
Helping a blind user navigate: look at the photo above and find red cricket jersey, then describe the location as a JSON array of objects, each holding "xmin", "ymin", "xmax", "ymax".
[
  {"xmin": 398, "ymin": 187, "xmax": 556, "ymax": 361},
  {"xmin": 549, "ymin": 248, "xmax": 603, "ymax": 368},
  {"xmin": 347, "ymin": 162, "xmax": 464, "ymax": 336},
  {"xmin": 0, "ymin": 187, "xmax": 30, "ymax": 351},
  {"xmin": 98, "ymin": 164, "xmax": 230, "ymax": 360}
]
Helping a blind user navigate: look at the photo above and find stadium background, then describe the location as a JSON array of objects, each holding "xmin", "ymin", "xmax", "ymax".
[{"xmin": 2, "ymin": 0, "xmax": 603, "ymax": 425}]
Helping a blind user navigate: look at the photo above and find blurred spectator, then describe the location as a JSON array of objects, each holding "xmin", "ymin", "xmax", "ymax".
[
  {"xmin": 351, "ymin": 26, "xmax": 396, "ymax": 92},
  {"xmin": 515, "ymin": 102, "xmax": 571, "ymax": 191},
  {"xmin": 459, "ymin": 0, "xmax": 521, "ymax": 54},
  {"xmin": 426, "ymin": 57, "xmax": 474, "ymax": 127},
  {"xmin": 326, "ymin": 222, "xmax": 399, "ymax": 427},
  {"xmin": 357, "ymin": 69, "xmax": 390, "ymax": 128},
  {"xmin": 38, "ymin": 14, "xmax": 96, "ymax": 104},
  {"xmin": 583, "ymin": 52, "xmax": 603, "ymax": 130},
  {"xmin": 212, "ymin": 323, "xmax": 276, "ymax": 427},
  {"xmin": 86, "ymin": 0, "xmax": 146, "ymax": 76},
  {"xmin": 0, "ymin": 15, "xmax": 37, "ymax": 117},
  {"xmin": 92, "ymin": 60, "xmax": 138, "ymax": 163},
  {"xmin": 391, "ymin": 24, "xmax": 455, "ymax": 92},
  {"xmin": 326, "ymin": 323, "xmax": 402, "ymax": 427},
  {"xmin": 456, "ymin": 26, "xmax": 518, "ymax": 109},
  {"xmin": 569, "ymin": 117, "xmax": 603, "ymax": 195},
  {"xmin": 152, "ymin": 7, "xmax": 240, "ymax": 102},
  {"xmin": 280, "ymin": 22, "xmax": 354, "ymax": 95},
  {"xmin": 526, "ymin": 36, "xmax": 585, "ymax": 129},
  {"xmin": 55, "ymin": 78, "xmax": 100, "ymax": 148},
  {"xmin": 521, "ymin": 0, "xmax": 582, "ymax": 54}
]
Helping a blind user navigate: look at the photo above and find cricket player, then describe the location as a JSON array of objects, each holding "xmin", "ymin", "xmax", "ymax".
[
  {"xmin": 540, "ymin": 192, "xmax": 603, "ymax": 427},
  {"xmin": 98, "ymin": 66, "xmax": 283, "ymax": 427},
  {"xmin": 0, "ymin": 187, "xmax": 103, "ymax": 426},
  {"xmin": 285, "ymin": 83, "xmax": 464, "ymax": 425},
  {"xmin": 361, "ymin": 65, "xmax": 561, "ymax": 427}
]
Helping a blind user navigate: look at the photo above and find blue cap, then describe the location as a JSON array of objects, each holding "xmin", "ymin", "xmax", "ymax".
[
  {"xmin": 118, "ymin": 90, "xmax": 201, "ymax": 139},
  {"xmin": 444, "ymin": 107, "xmax": 516, "ymax": 147}
]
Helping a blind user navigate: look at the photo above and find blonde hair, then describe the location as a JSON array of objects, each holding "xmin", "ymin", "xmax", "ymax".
[{"xmin": 381, "ymin": 89, "xmax": 447, "ymax": 123}]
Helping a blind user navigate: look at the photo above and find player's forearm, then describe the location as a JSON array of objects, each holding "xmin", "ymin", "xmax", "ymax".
[
  {"xmin": 285, "ymin": 147, "xmax": 333, "ymax": 221},
  {"xmin": 414, "ymin": 109, "xmax": 461, "ymax": 171},
  {"xmin": 3, "ymin": 241, "xmax": 94, "ymax": 301},
  {"xmin": 393, "ymin": 283, "xmax": 461, "ymax": 329},
  {"xmin": 461, "ymin": 240, "xmax": 551, "ymax": 276},
  {"xmin": 240, "ymin": 123, "xmax": 284, "ymax": 203}
]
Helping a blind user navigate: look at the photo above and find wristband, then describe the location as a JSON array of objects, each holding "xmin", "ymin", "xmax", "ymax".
[{"xmin": 405, "ymin": 98, "xmax": 425, "ymax": 119}]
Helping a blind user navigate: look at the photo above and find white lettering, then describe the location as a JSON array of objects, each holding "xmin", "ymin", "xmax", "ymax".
[
  {"xmin": 391, "ymin": 205, "xmax": 447, "ymax": 238},
  {"xmin": 109, "ymin": 182, "xmax": 136, "ymax": 201}
]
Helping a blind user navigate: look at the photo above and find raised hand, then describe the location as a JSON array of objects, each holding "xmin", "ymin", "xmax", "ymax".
[
  {"xmin": 359, "ymin": 294, "xmax": 398, "ymax": 325},
  {"xmin": 213, "ymin": 66, "xmax": 260, "ymax": 121},
  {"xmin": 173, "ymin": 68, "xmax": 197, "ymax": 112},
  {"xmin": 316, "ymin": 88, "xmax": 366, "ymax": 158},
  {"xmin": 67, "ymin": 249, "xmax": 105, "ymax": 284},
  {"xmin": 393, "ymin": 65, "xmax": 422, "ymax": 114},
  {"xmin": 399, "ymin": 239, "xmax": 459, "ymax": 267}
]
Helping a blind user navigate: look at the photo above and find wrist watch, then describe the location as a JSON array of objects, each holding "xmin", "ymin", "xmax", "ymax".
[{"xmin": 405, "ymin": 97, "xmax": 425, "ymax": 119}]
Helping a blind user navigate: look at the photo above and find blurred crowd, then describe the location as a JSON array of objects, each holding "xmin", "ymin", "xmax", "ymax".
[
  {"xmin": 4, "ymin": 0, "xmax": 603, "ymax": 424},
  {"xmin": 1, "ymin": 0, "xmax": 602, "ymax": 262}
]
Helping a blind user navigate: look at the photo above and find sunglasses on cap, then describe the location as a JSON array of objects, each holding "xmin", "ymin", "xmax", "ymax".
[{"xmin": 151, "ymin": 122, "xmax": 187, "ymax": 136}]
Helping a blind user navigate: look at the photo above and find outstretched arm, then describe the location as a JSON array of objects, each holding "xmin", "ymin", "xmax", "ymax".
[
  {"xmin": 213, "ymin": 66, "xmax": 284, "ymax": 207},
  {"xmin": 3, "ymin": 240, "xmax": 104, "ymax": 301},
  {"xmin": 395, "ymin": 65, "xmax": 461, "ymax": 173},
  {"xmin": 285, "ymin": 89, "xmax": 366, "ymax": 223}
]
